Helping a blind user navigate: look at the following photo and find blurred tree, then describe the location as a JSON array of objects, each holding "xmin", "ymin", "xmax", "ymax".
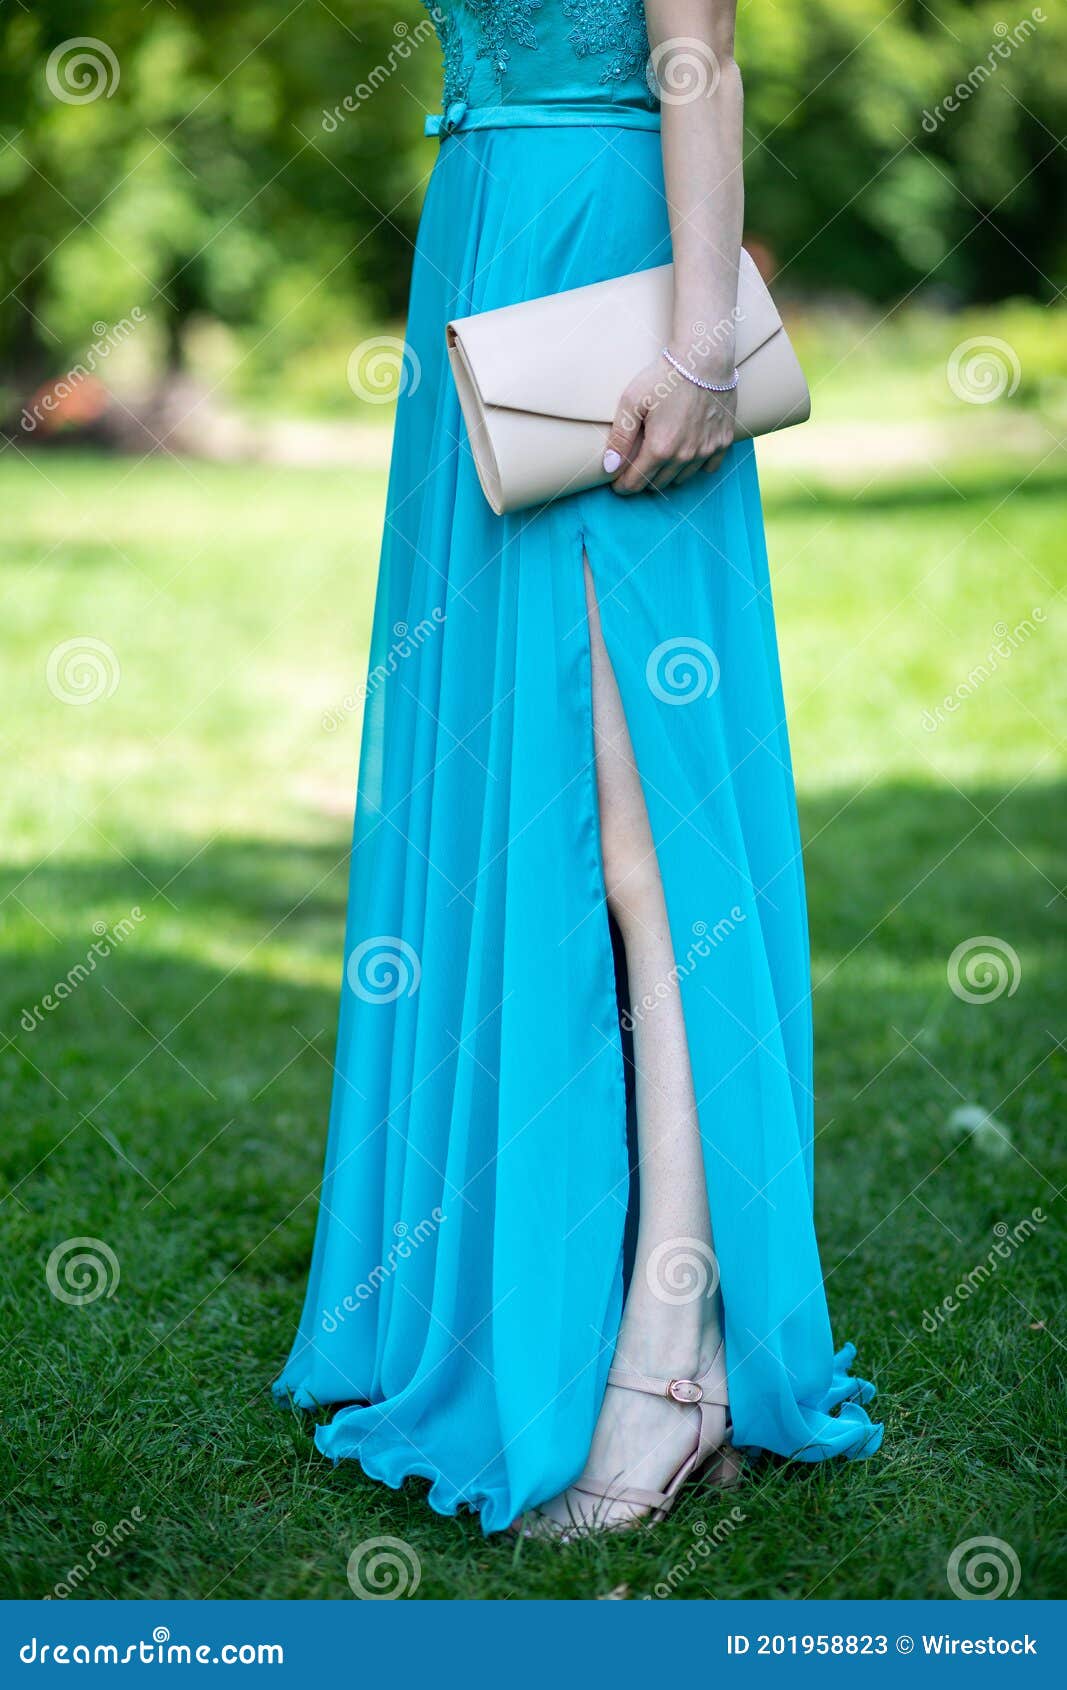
[
  {"xmin": 0, "ymin": 0, "xmax": 1063, "ymax": 398},
  {"xmin": 740, "ymin": 0, "xmax": 1067, "ymax": 301},
  {"xmin": 0, "ymin": 0, "xmax": 438, "ymax": 387}
]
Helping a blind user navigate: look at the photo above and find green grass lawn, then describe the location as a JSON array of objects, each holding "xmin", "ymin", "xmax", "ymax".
[{"xmin": 0, "ymin": 438, "xmax": 1064, "ymax": 1600}]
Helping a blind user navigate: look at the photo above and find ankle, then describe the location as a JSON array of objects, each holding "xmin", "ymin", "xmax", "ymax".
[
  {"xmin": 612, "ymin": 1310, "xmax": 724, "ymax": 1381},
  {"xmin": 612, "ymin": 1316, "xmax": 701, "ymax": 1377}
]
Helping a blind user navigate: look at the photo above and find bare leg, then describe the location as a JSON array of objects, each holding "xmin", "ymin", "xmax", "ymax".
[{"xmin": 532, "ymin": 561, "xmax": 728, "ymax": 1535}]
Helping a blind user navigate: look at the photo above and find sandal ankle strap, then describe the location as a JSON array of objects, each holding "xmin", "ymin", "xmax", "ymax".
[
  {"xmin": 607, "ymin": 1368, "xmax": 722, "ymax": 1404},
  {"xmin": 606, "ymin": 1339, "xmax": 729, "ymax": 1406}
]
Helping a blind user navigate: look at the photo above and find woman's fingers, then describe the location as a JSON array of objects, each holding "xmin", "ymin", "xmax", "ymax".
[
  {"xmin": 673, "ymin": 457, "xmax": 708, "ymax": 488},
  {"xmin": 651, "ymin": 441, "xmax": 725, "ymax": 491},
  {"xmin": 613, "ymin": 438, "xmax": 662, "ymax": 494},
  {"xmin": 652, "ymin": 458, "xmax": 684, "ymax": 490},
  {"xmin": 605, "ymin": 364, "xmax": 737, "ymax": 495},
  {"xmin": 603, "ymin": 384, "xmax": 649, "ymax": 480},
  {"xmin": 677, "ymin": 443, "xmax": 729, "ymax": 485},
  {"xmin": 615, "ymin": 440, "xmax": 732, "ymax": 495}
]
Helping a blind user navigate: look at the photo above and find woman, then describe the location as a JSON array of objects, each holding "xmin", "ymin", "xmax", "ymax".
[{"xmin": 275, "ymin": 0, "xmax": 882, "ymax": 1537}]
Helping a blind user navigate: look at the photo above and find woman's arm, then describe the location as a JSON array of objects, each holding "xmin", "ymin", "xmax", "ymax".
[{"xmin": 605, "ymin": 0, "xmax": 743, "ymax": 493}]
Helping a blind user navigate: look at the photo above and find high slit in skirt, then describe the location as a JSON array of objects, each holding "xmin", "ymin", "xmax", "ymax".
[{"xmin": 273, "ymin": 124, "xmax": 882, "ymax": 1534}]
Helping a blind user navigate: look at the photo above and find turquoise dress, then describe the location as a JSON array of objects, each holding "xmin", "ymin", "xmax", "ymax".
[{"xmin": 274, "ymin": 0, "xmax": 882, "ymax": 1533}]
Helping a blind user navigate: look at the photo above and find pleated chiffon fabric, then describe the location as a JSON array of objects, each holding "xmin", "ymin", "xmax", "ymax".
[{"xmin": 274, "ymin": 37, "xmax": 882, "ymax": 1534}]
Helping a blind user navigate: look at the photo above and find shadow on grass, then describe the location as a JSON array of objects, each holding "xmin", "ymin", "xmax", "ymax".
[
  {"xmin": 763, "ymin": 462, "xmax": 1067, "ymax": 517},
  {"xmin": 0, "ymin": 772, "xmax": 1061, "ymax": 1243},
  {"xmin": 0, "ymin": 775, "xmax": 1062, "ymax": 1596},
  {"xmin": 801, "ymin": 775, "xmax": 1064, "ymax": 961}
]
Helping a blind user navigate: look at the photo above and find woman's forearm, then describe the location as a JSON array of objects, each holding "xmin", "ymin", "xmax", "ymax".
[{"xmin": 645, "ymin": 0, "xmax": 744, "ymax": 377}]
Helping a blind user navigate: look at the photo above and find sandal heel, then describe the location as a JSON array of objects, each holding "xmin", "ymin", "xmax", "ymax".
[{"xmin": 555, "ymin": 1340, "xmax": 745, "ymax": 1532}]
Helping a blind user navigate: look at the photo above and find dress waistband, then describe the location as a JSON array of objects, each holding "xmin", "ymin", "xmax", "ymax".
[{"xmin": 424, "ymin": 99, "xmax": 662, "ymax": 139}]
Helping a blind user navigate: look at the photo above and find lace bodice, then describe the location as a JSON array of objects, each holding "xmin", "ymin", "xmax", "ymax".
[{"xmin": 423, "ymin": 0, "xmax": 657, "ymax": 123}]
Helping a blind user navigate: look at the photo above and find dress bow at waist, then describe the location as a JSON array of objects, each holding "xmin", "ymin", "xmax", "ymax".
[{"xmin": 424, "ymin": 100, "xmax": 661, "ymax": 139}]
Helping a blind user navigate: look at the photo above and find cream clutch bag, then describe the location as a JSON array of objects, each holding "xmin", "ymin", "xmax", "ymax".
[{"xmin": 446, "ymin": 249, "xmax": 809, "ymax": 515}]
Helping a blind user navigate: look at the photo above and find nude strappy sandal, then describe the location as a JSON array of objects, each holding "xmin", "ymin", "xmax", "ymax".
[{"xmin": 565, "ymin": 1341, "xmax": 744, "ymax": 1530}]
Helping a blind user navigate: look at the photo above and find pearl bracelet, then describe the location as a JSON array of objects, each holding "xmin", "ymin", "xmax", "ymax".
[{"xmin": 661, "ymin": 347, "xmax": 740, "ymax": 393}]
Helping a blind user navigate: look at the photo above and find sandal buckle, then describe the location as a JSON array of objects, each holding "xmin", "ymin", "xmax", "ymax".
[{"xmin": 666, "ymin": 1377, "xmax": 703, "ymax": 1404}]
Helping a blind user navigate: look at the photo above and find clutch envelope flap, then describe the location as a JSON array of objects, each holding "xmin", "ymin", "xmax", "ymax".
[{"xmin": 446, "ymin": 250, "xmax": 782, "ymax": 425}]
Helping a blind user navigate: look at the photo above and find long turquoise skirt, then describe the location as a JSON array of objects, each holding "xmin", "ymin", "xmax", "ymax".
[{"xmin": 274, "ymin": 126, "xmax": 882, "ymax": 1533}]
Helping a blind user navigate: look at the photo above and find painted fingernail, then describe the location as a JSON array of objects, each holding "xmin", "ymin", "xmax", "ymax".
[{"xmin": 603, "ymin": 448, "xmax": 622, "ymax": 474}]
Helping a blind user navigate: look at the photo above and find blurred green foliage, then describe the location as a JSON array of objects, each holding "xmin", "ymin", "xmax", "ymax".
[
  {"xmin": 1, "ymin": 0, "xmax": 1064, "ymax": 390},
  {"xmin": 742, "ymin": 0, "xmax": 1065, "ymax": 302}
]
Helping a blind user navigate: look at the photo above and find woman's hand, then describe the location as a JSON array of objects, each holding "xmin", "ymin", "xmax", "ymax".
[
  {"xmin": 603, "ymin": 348, "xmax": 737, "ymax": 494},
  {"xmin": 613, "ymin": 0, "xmax": 745, "ymax": 496}
]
